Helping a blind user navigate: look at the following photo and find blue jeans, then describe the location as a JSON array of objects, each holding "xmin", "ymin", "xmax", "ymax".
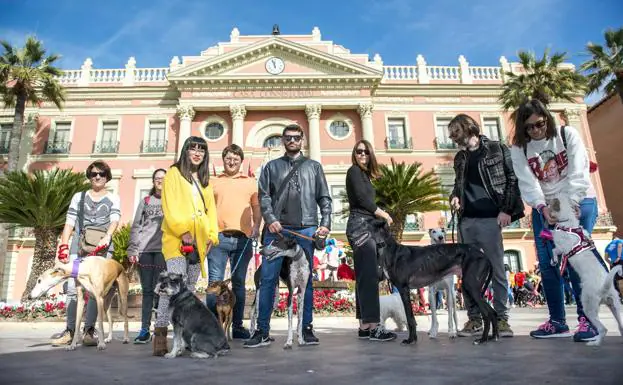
[
  {"xmin": 257, "ymin": 226, "xmax": 316, "ymax": 333},
  {"xmin": 205, "ymin": 233, "xmax": 253, "ymax": 328},
  {"xmin": 532, "ymin": 197, "xmax": 601, "ymax": 323}
]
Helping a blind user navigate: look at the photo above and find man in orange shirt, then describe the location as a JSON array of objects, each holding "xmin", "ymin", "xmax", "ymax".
[{"xmin": 207, "ymin": 144, "xmax": 262, "ymax": 339}]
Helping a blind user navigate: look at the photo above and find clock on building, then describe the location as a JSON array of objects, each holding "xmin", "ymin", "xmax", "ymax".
[{"xmin": 265, "ymin": 57, "xmax": 285, "ymax": 75}]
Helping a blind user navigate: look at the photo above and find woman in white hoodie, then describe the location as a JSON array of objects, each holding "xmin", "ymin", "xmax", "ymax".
[{"xmin": 510, "ymin": 99, "xmax": 604, "ymax": 342}]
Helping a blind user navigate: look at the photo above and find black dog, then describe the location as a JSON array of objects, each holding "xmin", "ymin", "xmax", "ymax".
[
  {"xmin": 156, "ymin": 272, "xmax": 230, "ymax": 358},
  {"xmin": 370, "ymin": 221, "xmax": 498, "ymax": 345}
]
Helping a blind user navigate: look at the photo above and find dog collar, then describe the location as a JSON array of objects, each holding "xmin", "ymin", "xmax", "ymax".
[
  {"xmin": 71, "ymin": 259, "xmax": 80, "ymax": 278},
  {"xmin": 554, "ymin": 225, "xmax": 595, "ymax": 274}
]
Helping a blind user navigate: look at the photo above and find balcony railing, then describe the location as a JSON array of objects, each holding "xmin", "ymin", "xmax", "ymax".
[
  {"xmin": 435, "ymin": 137, "xmax": 457, "ymax": 150},
  {"xmin": 141, "ymin": 139, "xmax": 168, "ymax": 153},
  {"xmin": 8, "ymin": 227, "xmax": 35, "ymax": 238},
  {"xmin": 45, "ymin": 140, "xmax": 71, "ymax": 154},
  {"xmin": 0, "ymin": 140, "xmax": 9, "ymax": 154},
  {"xmin": 385, "ymin": 137, "xmax": 413, "ymax": 150},
  {"xmin": 93, "ymin": 140, "xmax": 119, "ymax": 154}
]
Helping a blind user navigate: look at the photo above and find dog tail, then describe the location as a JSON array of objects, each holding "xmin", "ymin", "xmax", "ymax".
[
  {"xmin": 600, "ymin": 265, "xmax": 623, "ymax": 298},
  {"xmin": 116, "ymin": 269, "xmax": 130, "ymax": 319}
]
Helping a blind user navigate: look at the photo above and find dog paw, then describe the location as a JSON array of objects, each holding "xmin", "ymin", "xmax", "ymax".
[
  {"xmin": 104, "ymin": 337, "xmax": 112, "ymax": 343},
  {"xmin": 190, "ymin": 352, "xmax": 211, "ymax": 359},
  {"xmin": 448, "ymin": 332, "xmax": 457, "ymax": 339},
  {"xmin": 400, "ymin": 339, "xmax": 416, "ymax": 345},
  {"xmin": 586, "ymin": 340, "xmax": 602, "ymax": 347},
  {"xmin": 65, "ymin": 344, "xmax": 77, "ymax": 351},
  {"xmin": 283, "ymin": 343, "xmax": 292, "ymax": 350},
  {"xmin": 164, "ymin": 352, "xmax": 177, "ymax": 359},
  {"xmin": 122, "ymin": 338, "xmax": 129, "ymax": 344},
  {"xmin": 428, "ymin": 331, "xmax": 438, "ymax": 339},
  {"xmin": 96, "ymin": 343, "xmax": 107, "ymax": 351}
]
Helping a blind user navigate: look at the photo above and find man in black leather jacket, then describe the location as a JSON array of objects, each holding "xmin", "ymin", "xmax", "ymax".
[
  {"xmin": 447, "ymin": 114, "xmax": 524, "ymax": 340},
  {"xmin": 244, "ymin": 124, "xmax": 332, "ymax": 348}
]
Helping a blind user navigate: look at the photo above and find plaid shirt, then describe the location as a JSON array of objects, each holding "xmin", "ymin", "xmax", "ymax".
[{"xmin": 450, "ymin": 136, "xmax": 524, "ymax": 221}]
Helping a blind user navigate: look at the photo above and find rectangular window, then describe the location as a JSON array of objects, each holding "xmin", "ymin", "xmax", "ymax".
[
  {"xmin": 144, "ymin": 120, "xmax": 167, "ymax": 152},
  {"xmin": 97, "ymin": 121, "xmax": 118, "ymax": 153},
  {"xmin": 387, "ymin": 118, "xmax": 408, "ymax": 149},
  {"xmin": 330, "ymin": 185, "xmax": 346, "ymax": 231},
  {"xmin": 435, "ymin": 117, "xmax": 456, "ymax": 149},
  {"xmin": 46, "ymin": 122, "xmax": 71, "ymax": 154},
  {"xmin": 139, "ymin": 188, "xmax": 151, "ymax": 200},
  {"xmin": 0, "ymin": 123, "xmax": 11, "ymax": 154},
  {"xmin": 482, "ymin": 117, "xmax": 501, "ymax": 141},
  {"xmin": 441, "ymin": 183, "xmax": 457, "ymax": 230}
]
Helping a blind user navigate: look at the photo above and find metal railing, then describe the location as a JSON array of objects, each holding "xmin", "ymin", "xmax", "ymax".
[
  {"xmin": 141, "ymin": 139, "xmax": 168, "ymax": 153},
  {"xmin": 434, "ymin": 138, "xmax": 457, "ymax": 150},
  {"xmin": 44, "ymin": 140, "xmax": 71, "ymax": 154},
  {"xmin": 385, "ymin": 137, "xmax": 413, "ymax": 150},
  {"xmin": 93, "ymin": 140, "xmax": 119, "ymax": 154}
]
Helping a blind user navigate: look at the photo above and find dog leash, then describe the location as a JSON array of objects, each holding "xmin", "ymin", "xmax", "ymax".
[{"xmin": 282, "ymin": 228, "xmax": 315, "ymax": 241}]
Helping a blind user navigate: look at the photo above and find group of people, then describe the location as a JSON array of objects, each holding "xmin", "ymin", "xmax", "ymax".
[{"xmin": 51, "ymin": 97, "xmax": 611, "ymax": 350}]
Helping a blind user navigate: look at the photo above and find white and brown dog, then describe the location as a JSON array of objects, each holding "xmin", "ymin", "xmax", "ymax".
[
  {"xmin": 29, "ymin": 257, "xmax": 129, "ymax": 350},
  {"xmin": 546, "ymin": 194, "xmax": 623, "ymax": 346},
  {"xmin": 427, "ymin": 228, "xmax": 459, "ymax": 339}
]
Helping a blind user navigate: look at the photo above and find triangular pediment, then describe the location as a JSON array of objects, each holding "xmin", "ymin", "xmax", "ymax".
[{"xmin": 167, "ymin": 37, "xmax": 382, "ymax": 84}]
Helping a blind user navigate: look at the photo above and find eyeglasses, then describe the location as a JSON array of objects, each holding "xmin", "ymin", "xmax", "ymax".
[
  {"xmin": 89, "ymin": 171, "xmax": 107, "ymax": 179},
  {"xmin": 525, "ymin": 119, "xmax": 547, "ymax": 132},
  {"xmin": 223, "ymin": 157, "xmax": 241, "ymax": 164},
  {"xmin": 283, "ymin": 135, "xmax": 302, "ymax": 143},
  {"xmin": 188, "ymin": 147, "xmax": 206, "ymax": 155},
  {"xmin": 355, "ymin": 149, "xmax": 370, "ymax": 155},
  {"xmin": 154, "ymin": 177, "xmax": 165, "ymax": 181}
]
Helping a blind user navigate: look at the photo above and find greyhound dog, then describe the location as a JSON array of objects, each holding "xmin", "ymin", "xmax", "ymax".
[
  {"xmin": 258, "ymin": 236, "xmax": 311, "ymax": 349},
  {"xmin": 29, "ymin": 257, "xmax": 129, "ymax": 350},
  {"xmin": 369, "ymin": 220, "xmax": 497, "ymax": 345},
  {"xmin": 546, "ymin": 194, "xmax": 623, "ymax": 346},
  {"xmin": 427, "ymin": 228, "xmax": 459, "ymax": 339}
]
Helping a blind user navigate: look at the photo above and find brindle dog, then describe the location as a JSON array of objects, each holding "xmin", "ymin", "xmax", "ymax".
[{"xmin": 205, "ymin": 279, "xmax": 236, "ymax": 341}]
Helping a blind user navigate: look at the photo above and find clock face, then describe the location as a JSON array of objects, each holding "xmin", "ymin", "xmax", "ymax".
[{"xmin": 265, "ymin": 57, "xmax": 285, "ymax": 75}]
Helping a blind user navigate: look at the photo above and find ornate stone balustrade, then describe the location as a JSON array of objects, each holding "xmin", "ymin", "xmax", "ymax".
[
  {"xmin": 7, "ymin": 227, "xmax": 35, "ymax": 239},
  {"xmin": 383, "ymin": 65, "xmax": 418, "ymax": 81},
  {"xmin": 468, "ymin": 66, "xmax": 502, "ymax": 81}
]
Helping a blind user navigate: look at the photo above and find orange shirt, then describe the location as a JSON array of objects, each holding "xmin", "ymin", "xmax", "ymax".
[{"xmin": 211, "ymin": 172, "xmax": 259, "ymax": 237}]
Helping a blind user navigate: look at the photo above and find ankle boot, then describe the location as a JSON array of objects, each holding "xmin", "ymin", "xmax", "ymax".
[{"xmin": 153, "ymin": 327, "xmax": 168, "ymax": 356}]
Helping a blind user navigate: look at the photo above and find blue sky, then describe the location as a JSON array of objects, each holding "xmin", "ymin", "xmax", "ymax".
[{"xmin": 1, "ymin": 0, "xmax": 621, "ymax": 104}]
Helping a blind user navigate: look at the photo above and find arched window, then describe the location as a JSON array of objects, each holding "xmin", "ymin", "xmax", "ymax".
[
  {"xmin": 503, "ymin": 250, "xmax": 522, "ymax": 272},
  {"xmin": 263, "ymin": 135, "xmax": 282, "ymax": 149}
]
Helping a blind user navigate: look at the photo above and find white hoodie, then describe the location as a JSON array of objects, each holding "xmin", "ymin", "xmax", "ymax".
[{"xmin": 510, "ymin": 126, "xmax": 595, "ymax": 209}]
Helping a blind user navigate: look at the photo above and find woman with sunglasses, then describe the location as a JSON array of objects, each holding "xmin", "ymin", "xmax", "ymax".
[
  {"xmin": 510, "ymin": 99, "xmax": 601, "ymax": 342},
  {"xmin": 345, "ymin": 140, "xmax": 396, "ymax": 342},
  {"xmin": 127, "ymin": 168, "xmax": 167, "ymax": 344},
  {"xmin": 51, "ymin": 160, "xmax": 121, "ymax": 347},
  {"xmin": 152, "ymin": 136, "xmax": 219, "ymax": 356}
]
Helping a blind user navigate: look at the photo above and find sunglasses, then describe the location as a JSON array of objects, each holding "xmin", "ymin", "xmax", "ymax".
[
  {"xmin": 89, "ymin": 171, "xmax": 107, "ymax": 179},
  {"xmin": 284, "ymin": 135, "xmax": 302, "ymax": 143},
  {"xmin": 525, "ymin": 119, "xmax": 547, "ymax": 132},
  {"xmin": 356, "ymin": 149, "xmax": 370, "ymax": 155}
]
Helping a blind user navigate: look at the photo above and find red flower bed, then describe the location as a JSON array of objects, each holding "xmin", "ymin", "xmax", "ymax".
[{"xmin": 273, "ymin": 289, "xmax": 355, "ymax": 317}]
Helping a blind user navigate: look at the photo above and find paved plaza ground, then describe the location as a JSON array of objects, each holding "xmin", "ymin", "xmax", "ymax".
[{"xmin": 0, "ymin": 307, "xmax": 621, "ymax": 385}]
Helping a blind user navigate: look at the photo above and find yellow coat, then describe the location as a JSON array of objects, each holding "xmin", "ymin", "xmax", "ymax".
[{"xmin": 161, "ymin": 166, "xmax": 219, "ymax": 277}]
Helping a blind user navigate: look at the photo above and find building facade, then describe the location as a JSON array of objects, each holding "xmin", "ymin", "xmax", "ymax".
[
  {"xmin": 587, "ymin": 93, "xmax": 623, "ymax": 238},
  {"xmin": 0, "ymin": 27, "xmax": 616, "ymax": 301}
]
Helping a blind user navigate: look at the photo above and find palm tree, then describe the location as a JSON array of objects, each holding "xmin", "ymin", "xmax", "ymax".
[
  {"xmin": 499, "ymin": 49, "xmax": 587, "ymax": 110},
  {"xmin": 0, "ymin": 169, "xmax": 88, "ymax": 301},
  {"xmin": 0, "ymin": 35, "xmax": 66, "ymax": 172},
  {"xmin": 340, "ymin": 160, "xmax": 448, "ymax": 242},
  {"xmin": 580, "ymin": 27, "xmax": 623, "ymax": 104}
]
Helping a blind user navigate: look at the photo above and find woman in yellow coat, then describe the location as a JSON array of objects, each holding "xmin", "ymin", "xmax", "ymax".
[{"xmin": 153, "ymin": 136, "xmax": 219, "ymax": 356}]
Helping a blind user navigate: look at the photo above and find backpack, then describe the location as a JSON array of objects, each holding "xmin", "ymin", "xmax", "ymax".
[{"xmin": 523, "ymin": 126, "xmax": 598, "ymax": 173}]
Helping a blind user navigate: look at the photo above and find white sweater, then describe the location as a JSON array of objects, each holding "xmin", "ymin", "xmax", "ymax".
[{"xmin": 510, "ymin": 126, "xmax": 595, "ymax": 209}]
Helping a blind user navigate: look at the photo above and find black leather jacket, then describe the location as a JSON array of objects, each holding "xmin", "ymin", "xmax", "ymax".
[
  {"xmin": 450, "ymin": 136, "xmax": 525, "ymax": 222},
  {"xmin": 258, "ymin": 155, "xmax": 332, "ymax": 229}
]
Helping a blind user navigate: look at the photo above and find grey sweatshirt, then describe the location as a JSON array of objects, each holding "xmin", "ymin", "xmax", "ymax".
[{"xmin": 127, "ymin": 194, "xmax": 164, "ymax": 256}]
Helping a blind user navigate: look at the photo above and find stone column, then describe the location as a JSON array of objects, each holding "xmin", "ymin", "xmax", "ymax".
[
  {"xmin": 229, "ymin": 104, "xmax": 247, "ymax": 147},
  {"xmin": 176, "ymin": 105, "xmax": 195, "ymax": 154},
  {"xmin": 358, "ymin": 103, "xmax": 375, "ymax": 145},
  {"xmin": 305, "ymin": 104, "xmax": 322, "ymax": 162}
]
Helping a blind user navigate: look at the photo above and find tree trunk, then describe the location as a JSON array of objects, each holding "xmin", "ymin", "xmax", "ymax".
[
  {"xmin": 390, "ymin": 214, "xmax": 406, "ymax": 243},
  {"xmin": 21, "ymin": 227, "xmax": 60, "ymax": 302},
  {"xmin": 8, "ymin": 92, "xmax": 26, "ymax": 172}
]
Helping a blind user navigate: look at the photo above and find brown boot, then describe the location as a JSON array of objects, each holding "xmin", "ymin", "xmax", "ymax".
[{"xmin": 153, "ymin": 327, "xmax": 168, "ymax": 356}]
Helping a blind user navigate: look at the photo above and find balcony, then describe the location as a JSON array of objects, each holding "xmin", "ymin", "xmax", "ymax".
[
  {"xmin": 8, "ymin": 227, "xmax": 35, "ymax": 238},
  {"xmin": 44, "ymin": 140, "xmax": 71, "ymax": 154},
  {"xmin": 434, "ymin": 137, "xmax": 457, "ymax": 150},
  {"xmin": 141, "ymin": 139, "xmax": 168, "ymax": 153},
  {"xmin": 0, "ymin": 140, "xmax": 9, "ymax": 154},
  {"xmin": 385, "ymin": 137, "xmax": 413, "ymax": 150},
  {"xmin": 93, "ymin": 140, "xmax": 119, "ymax": 154}
]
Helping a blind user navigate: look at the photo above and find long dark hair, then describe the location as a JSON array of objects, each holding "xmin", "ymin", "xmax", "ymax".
[
  {"xmin": 351, "ymin": 139, "xmax": 380, "ymax": 178},
  {"xmin": 149, "ymin": 168, "xmax": 167, "ymax": 196},
  {"xmin": 172, "ymin": 136, "xmax": 210, "ymax": 187},
  {"xmin": 512, "ymin": 99, "xmax": 558, "ymax": 148}
]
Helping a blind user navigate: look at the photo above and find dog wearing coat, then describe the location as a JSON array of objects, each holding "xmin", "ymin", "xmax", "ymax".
[
  {"xmin": 29, "ymin": 257, "xmax": 129, "ymax": 351},
  {"xmin": 427, "ymin": 228, "xmax": 460, "ymax": 339},
  {"xmin": 155, "ymin": 272, "xmax": 230, "ymax": 358},
  {"xmin": 547, "ymin": 195, "xmax": 623, "ymax": 346}
]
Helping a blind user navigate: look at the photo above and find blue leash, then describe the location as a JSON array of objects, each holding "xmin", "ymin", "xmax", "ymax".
[{"xmin": 228, "ymin": 237, "xmax": 253, "ymax": 276}]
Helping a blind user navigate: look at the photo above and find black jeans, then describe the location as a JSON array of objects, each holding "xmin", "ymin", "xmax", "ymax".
[
  {"xmin": 138, "ymin": 252, "xmax": 166, "ymax": 330},
  {"xmin": 346, "ymin": 213, "xmax": 380, "ymax": 324}
]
